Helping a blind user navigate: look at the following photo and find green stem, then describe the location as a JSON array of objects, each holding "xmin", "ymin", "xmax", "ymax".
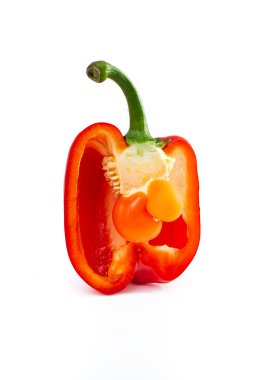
[{"xmin": 86, "ymin": 60, "xmax": 154, "ymax": 145}]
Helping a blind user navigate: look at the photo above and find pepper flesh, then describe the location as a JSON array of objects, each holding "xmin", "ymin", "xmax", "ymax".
[{"xmin": 64, "ymin": 61, "xmax": 200, "ymax": 294}]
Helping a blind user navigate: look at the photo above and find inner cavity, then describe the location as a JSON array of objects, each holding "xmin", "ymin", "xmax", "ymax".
[
  {"xmin": 149, "ymin": 215, "xmax": 188, "ymax": 249},
  {"xmin": 78, "ymin": 146, "xmax": 124, "ymax": 276}
]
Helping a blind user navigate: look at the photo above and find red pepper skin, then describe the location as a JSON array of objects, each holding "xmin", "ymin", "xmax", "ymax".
[{"xmin": 64, "ymin": 124, "xmax": 200, "ymax": 294}]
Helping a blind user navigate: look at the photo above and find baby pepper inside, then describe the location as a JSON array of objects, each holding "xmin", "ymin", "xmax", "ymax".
[{"xmin": 64, "ymin": 61, "xmax": 200, "ymax": 294}]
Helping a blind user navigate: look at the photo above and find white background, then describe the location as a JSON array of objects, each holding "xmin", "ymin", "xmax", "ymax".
[{"xmin": 0, "ymin": 1, "xmax": 253, "ymax": 379}]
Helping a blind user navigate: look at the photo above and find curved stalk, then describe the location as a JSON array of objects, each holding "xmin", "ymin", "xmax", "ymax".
[{"xmin": 86, "ymin": 60, "xmax": 154, "ymax": 145}]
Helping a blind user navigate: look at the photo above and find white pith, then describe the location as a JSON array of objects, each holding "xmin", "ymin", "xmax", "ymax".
[{"xmin": 102, "ymin": 143, "xmax": 175, "ymax": 196}]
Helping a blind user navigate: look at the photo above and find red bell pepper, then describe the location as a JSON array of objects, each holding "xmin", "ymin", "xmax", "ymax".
[{"xmin": 64, "ymin": 61, "xmax": 200, "ymax": 294}]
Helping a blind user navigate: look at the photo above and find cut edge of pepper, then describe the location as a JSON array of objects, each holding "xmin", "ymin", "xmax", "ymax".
[{"xmin": 64, "ymin": 123, "xmax": 137, "ymax": 294}]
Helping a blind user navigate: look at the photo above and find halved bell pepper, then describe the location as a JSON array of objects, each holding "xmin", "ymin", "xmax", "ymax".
[{"xmin": 64, "ymin": 61, "xmax": 200, "ymax": 294}]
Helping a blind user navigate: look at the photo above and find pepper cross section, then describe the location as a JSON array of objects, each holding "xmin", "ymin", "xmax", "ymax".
[{"xmin": 64, "ymin": 61, "xmax": 200, "ymax": 294}]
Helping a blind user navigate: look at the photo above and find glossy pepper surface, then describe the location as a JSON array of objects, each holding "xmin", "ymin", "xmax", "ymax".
[{"xmin": 64, "ymin": 61, "xmax": 200, "ymax": 294}]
